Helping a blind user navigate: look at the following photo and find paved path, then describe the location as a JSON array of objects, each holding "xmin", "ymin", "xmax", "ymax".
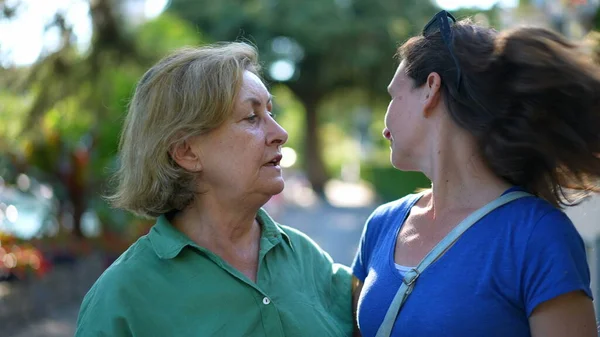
[
  {"xmin": 276, "ymin": 203, "xmax": 374, "ymax": 266},
  {"xmin": 7, "ymin": 203, "xmax": 375, "ymax": 337},
  {"xmin": 8, "ymin": 303, "xmax": 79, "ymax": 337}
]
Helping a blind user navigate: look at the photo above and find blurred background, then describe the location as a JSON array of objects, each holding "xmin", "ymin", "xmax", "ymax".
[{"xmin": 1, "ymin": 0, "xmax": 600, "ymax": 335}]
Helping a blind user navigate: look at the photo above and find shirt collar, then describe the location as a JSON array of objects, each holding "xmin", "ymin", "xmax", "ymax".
[
  {"xmin": 148, "ymin": 214, "xmax": 195, "ymax": 259},
  {"xmin": 148, "ymin": 208, "xmax": 293, "ymax": 260},
  {"xmin": 256, "ymin": 207, "xmax": 294, "ymax": 250}
]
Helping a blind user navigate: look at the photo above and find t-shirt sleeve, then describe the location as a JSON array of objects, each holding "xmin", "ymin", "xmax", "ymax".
[
  {"xmin": 521, "ymin": 209, "xmax": 592, "ymax": 316},
  {"xmin": 352, "ymin": 209, "xmax": 381, "ymax": 282}
]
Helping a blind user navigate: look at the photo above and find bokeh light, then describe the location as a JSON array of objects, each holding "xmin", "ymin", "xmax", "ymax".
[
  {"xmin": 269, "ymin": 60, "xmax": 295, "ymax": 82},
  {"xmin": 280, "ymin": 147, "xmax": 298, "ymax": 168},
  {"xmin": 5, "ymin": 205, "xmax": 18, "ymax": 223}
]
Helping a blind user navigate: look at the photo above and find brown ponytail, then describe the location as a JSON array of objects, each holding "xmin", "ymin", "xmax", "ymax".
[{"xmin": 400, "ymin": 20, "xmax": 600, "ymax": 207}]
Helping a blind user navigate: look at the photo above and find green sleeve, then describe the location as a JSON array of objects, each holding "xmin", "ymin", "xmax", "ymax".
[
  {"xmin": 324, "ymin": 256, "xmax": 354, "ymax": 334},
  {"xmin": 74, "ymin": 272, "xmax": 134, "ymax": 337},
  {"xmin": 282, "ymin": 224, "xmax": 354, "ymax": 336}
]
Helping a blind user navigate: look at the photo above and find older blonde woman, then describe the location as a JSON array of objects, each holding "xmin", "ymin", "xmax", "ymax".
[{"xmin": 74, "ymin": 43, "xmax": 353, "ymax": 337}]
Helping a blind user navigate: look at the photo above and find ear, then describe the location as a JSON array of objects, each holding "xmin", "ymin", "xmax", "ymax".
[
  {"xmin": 169, "ymin": 137, "xmax": 202, "ymax": 172},
  {"xmin": 422, "ymin": 72, "xmax": 443, "ymax": 117}
]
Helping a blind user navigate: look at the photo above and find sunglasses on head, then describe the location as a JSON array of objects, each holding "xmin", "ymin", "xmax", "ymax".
[{"xmin": 423, "ymin": 10, "xmax": 462, "ymax": 90}]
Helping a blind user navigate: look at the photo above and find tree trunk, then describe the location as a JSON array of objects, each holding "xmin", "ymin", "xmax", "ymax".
[
  {"xmin": 62, "ymin": 151, "xmax": 87, "ymax": 239},
  {"xmin": 71, "ymin": 192, "xmax": 85, "ymax": 239},
  {"xmin": 302, "ymin": 97, "xmax": 329, "ymax": 197}
]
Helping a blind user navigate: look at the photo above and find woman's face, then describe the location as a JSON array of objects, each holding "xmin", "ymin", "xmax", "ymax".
[
  {"xmin": 192, "ymin": 70, "xmax": 288, "ymax": 201},
  {"xmin": 383, "ymin": 61, "xmax": 429, "ymax": 171}
]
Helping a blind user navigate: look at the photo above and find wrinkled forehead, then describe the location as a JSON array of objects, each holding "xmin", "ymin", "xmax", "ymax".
[{"xmin": 238, "ymin": 70, "xmax": 270, "ymax": 100}]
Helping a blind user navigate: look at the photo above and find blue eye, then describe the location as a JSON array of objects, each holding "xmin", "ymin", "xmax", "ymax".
[{"xmin": 246, "ymin": 114, "xmax": 258, "ymax": 123}]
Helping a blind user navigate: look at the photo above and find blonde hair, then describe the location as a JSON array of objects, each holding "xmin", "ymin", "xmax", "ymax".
[{"xmin": 107, "ymin": 42, "xmax": 260, "ymax": 218}]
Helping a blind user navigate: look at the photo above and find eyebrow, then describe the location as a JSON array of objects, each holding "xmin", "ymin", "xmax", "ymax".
[{"xmin": 244, "ymin": 94, "xmax": 273, "ymax": 107}]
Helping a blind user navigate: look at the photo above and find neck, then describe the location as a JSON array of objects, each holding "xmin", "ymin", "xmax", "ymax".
[
  {"xmin": 420, "ymin": 124, "xmax": 511, "ymax": 216},
  {"xmin": 172, "ymin": 193, "xmax": 265, "ymax": 251}
]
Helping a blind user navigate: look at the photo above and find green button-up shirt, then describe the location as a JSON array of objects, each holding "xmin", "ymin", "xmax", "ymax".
[{"xmin": 75, "ymin": 208, "xmax": 353, "ymax": 336}]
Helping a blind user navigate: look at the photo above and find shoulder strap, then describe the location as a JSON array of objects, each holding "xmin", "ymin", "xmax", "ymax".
[{"xmin": 375, "ymin": 191, "xmax": 532, "ymax": 337}]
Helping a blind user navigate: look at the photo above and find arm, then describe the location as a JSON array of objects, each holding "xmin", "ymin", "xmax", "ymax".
[
  {"xmin": 276, "ymin": 224, "xmax": 356, "ymax": 336},
  {"xmin": 529, "ymin": 290, "xmax": 596, "ymax": 337},
  {"xmin": 522, "ymin": 210, "xmax": 596, "ymax": 337}
]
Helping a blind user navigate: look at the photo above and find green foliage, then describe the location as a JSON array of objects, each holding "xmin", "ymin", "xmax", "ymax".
[
  {"xmin": 136, "ymin": 12, "xmax": 204, "ymax": 58},
  {"xmin": 592, "ymin": 7, "xmax": 600, "ymax": 31},
  {"xmin": 0, "ymin": 90, "xmax": 30, "ymax": 150},
  {"xmin": 0, "ymin": 7, "xmax": 207, "ymax": 236},
  {"xmin": 361, "ymin": 165, "xmax": 431, "ymax": 202},
  {"xmin": 168, "ymin": 0, "xmax": 438, "ymax": 96},
  {"xmin": 452, "ymin": 6, "xmax": 502, "ymax": 29},
  {"xmin": 320, "ymin": 122, "xmax": 360, "ymax": 175}
]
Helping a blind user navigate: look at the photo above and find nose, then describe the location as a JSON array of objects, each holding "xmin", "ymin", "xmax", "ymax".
[
  {"xmin": 382, "ymin": 128, "xmax": 391, "ymax": 140},
  {"xmin": 267, "ymin": 116, "xmax": 288, "ymax": 146}
]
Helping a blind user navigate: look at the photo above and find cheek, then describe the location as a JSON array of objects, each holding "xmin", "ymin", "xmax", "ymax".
[{"xmin": 234, "ymin": 135, "xmax": 264, "ymax": 163}]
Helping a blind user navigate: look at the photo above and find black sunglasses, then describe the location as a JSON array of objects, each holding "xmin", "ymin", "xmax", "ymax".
[{"xmin": 423, "ymin": 10, "xmax": 462, "ymax": 90}]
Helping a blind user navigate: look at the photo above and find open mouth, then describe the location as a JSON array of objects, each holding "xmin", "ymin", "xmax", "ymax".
[
  {"xmin": 383, "ymin": 128, "xmax": 392, "ymax": 140},
  {"xmin": 265, "ymin": 155, "xmax": 282, "ymax": 166}
]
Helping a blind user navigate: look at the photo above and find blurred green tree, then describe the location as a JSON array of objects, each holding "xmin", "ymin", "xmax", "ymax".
[
  {"xmin": 0, "ymin": 0, "xmax": 201, "ymax": 238},
  {"xmin": 168, "ymin": 0, "xmax": 439, "ymax": 195}
]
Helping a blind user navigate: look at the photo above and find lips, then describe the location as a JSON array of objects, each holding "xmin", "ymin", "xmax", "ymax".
[
  {"xmin": 383, "ymin": 128, "xmax": 392, "ymax": 140},
  {"xmin": 265, "ymin": 154, "xmax": 282, "ymax": 166}
]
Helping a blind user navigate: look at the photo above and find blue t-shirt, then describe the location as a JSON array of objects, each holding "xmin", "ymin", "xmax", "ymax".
[{"xmin": 352, "ymin": 190, "xmax": 592, "ymax": 337}]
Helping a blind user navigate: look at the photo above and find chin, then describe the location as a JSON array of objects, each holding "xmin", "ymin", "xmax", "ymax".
[
  {"xmin": 265, "ymin": 179, "xmax": 285, "ymax": 196},
  {"xmin": 391, "ymin": 153, "xmax": 419, "ymax": 172}
]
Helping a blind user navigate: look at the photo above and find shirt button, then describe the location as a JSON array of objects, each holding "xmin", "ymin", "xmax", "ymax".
[{"xmin": 262, "ymin": 297, "xmax": 271, "ymax": 305}]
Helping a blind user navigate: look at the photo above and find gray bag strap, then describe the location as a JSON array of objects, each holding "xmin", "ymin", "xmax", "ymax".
[{"xmin": 375, "ymin": 191, "xmax": 532, "ymax": 337}]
